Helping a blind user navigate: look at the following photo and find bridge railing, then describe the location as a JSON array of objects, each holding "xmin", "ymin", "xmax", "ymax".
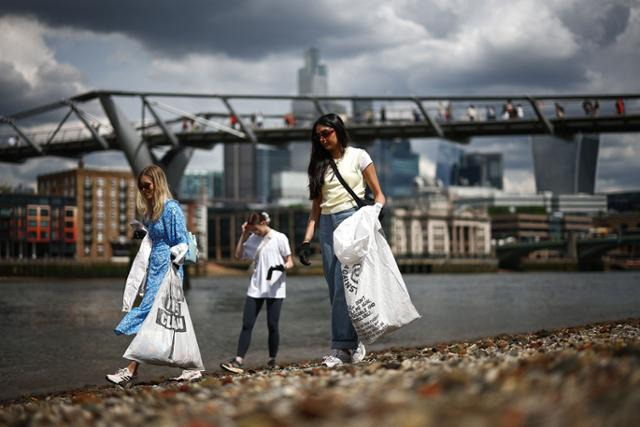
[{"xmin": 1, "ymin": 91, "xmax": 639, "ymax": 151}]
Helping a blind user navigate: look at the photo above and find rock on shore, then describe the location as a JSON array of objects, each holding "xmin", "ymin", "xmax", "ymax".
[{"xmin": 2, "ymin": 319, "xmax": 639, "ymax": 426}]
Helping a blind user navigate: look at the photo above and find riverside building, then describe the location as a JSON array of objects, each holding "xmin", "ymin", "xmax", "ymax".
[{"xmin": 37, "ymin": 165, "xmax": 137, "ymax": 261}]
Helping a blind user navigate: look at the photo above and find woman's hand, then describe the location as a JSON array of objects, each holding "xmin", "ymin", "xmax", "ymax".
[
  {"xmin": 297, "ymin": 242, "xmax": 313, "ymax": 266},
  {"xmin": 240, "ymin": 221, "xmax": 249, "ymax": 235}
]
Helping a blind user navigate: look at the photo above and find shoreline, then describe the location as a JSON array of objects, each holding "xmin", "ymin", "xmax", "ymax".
[{"xmin": 2, "ymin": 318, "xmax": 639, "ymax": 425}]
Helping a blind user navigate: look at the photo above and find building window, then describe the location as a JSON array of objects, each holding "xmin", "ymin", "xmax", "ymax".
[
  {"xmin": 65, "ymin": 210, "xmax": 74, "ymax": 217},
  {"xmin": 65, "ymin": 221, "xmax": 74, "ymax": 228},
  {"xmin": 51, "ymin": 231, "xmax": 58, "ymax": 239},
  {"xmin": 28, "ymin": 220, "xmax": 37, "ymax": 227},
  {"xmin": 28, "ymin": 231, "xmax": 37, "ymax": 238},
  {"xmin": 28, "ymin": 208, "xmax": 37, "ymax": 216},
  {"xmin": 41, "ymin": 232, "xmax": 48, "ymax": 239},
  {"xmin": 65, "ymin": 232, "xmax": 74, "ymax": 239},
  {"xmin": 41, "ymin": 220, "xmax": 49, "ymax": 227}
]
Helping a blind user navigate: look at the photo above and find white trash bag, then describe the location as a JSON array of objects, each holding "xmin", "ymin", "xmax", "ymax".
[
  {"xmin": 123, "ymin": 265, "xmax": 205, "ymax": 371},
  {"xmin": 334, "ymin": 205, "xmax": 421, "ymax": 344}
]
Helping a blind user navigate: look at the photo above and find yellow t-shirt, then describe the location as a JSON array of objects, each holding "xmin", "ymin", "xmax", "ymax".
[{"xmin": 320, "ymin": 146, "xmax": 373, "ymax": 214}]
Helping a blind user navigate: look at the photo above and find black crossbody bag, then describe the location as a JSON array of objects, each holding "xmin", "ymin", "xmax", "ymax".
[{"xmin": 329, "ymin": 159, "xmax": 384, "ymax": 221}]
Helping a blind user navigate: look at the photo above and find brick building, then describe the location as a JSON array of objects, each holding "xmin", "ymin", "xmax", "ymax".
[
  {"xmin": 0, "ymin": 194, "xmax": 77, "ymax": 259},
  {"xmin": 38, "ymin": 166, "xmax": 137, "ymax": 260}
]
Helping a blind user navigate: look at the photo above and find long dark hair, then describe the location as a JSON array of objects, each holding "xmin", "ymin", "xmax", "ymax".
[{"xmin": 307, "ymin": 113, "xmax": 350, "ymax": 200}]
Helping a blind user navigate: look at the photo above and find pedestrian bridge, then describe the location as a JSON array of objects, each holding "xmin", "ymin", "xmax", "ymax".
[
  {"xmin": 496, "ymin": 234, "xmax": 640, "ymax": 270},
  {"xmin": 1, "ymin": 90, "xmax": 639, "ymax": 191}
]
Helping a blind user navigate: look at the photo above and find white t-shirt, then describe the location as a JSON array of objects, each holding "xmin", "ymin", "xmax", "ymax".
[
  {"xmin": 320, "ymin": 146, "xmax": 373, "ymax": 214},
  {"xmin": 242, "ymin": 229, "xmax": 291, "ymax": 299}
]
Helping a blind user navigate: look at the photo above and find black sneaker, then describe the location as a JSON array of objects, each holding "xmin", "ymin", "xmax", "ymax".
[
  {"xmin": 220, "ymin": 358, "xmax": 244, "ymax": 374},
  {"xmin": 266, "ymin": 358, "xmax": 278, "ymax": 370}
]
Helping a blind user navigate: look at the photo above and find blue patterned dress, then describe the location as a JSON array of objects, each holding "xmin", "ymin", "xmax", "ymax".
[{"xmin": 115, "ymin": 199, "xmax": 187, "ymax": 335}]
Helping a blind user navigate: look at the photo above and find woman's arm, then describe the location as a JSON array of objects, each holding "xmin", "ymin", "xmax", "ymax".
[
  {"xmin": 363, "ymin": 163, "xmax": 386, "ymax": 206},
  {"xmin": 302, "ymin": 197, "xmax": 321, "ymax": 243},
  {"xmin": 283, "ymin": 254, "xmax": 294, "ymax": 269},
  {"xmin": 234, "ymin": 222, "xmax": 250, "ymax": 260}
]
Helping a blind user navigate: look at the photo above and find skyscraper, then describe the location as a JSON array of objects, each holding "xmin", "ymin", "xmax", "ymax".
[
  {"xmin": 435, "ymin": 143, "xmax": 464, "ymax": 187},
  {"xmin": 458, "ymin": 153, "xmax": 503, "ymax": 189},
  {"xmin": 435, "ymin": 143, "xmax": 503, "ymax": 190},
  {"xmin": 223, "ymin": 143, "xmax": 291, "ymax": 205},
  {"xmin": 224, "ymin": 142, "xmax": 257, "ymax": 203},
  {"xmin": 255, "ymin": 145, "xmax": 291, "ymax": 204},
  {"xmin": 179, "ymin": 170, "xmax": 223, "ymax": 201},
  {"xmin": 531, "ymin": 133, "xmax": 600, "ymax": 194},
  {"xmin": 297, "ymin": 47, "xmax": 328, "ymax": 96},
  {"xmin": 368, "ymin": 139, "xmax": 420, "ymax": 198}
]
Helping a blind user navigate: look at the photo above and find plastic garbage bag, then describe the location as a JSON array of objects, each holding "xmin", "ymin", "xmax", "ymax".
[
  {"xmin": 123, "ymin": 265, "xmax": 204, "ymax": 370},
  {"xmin": 334, "ymin": 204, "xmax": 421, "ymax": 344}
]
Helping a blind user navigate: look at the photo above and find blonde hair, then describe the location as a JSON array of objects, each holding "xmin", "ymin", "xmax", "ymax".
[{"xmin": 136, "ymin": 165, "xmax": 173, "ymax": 222}]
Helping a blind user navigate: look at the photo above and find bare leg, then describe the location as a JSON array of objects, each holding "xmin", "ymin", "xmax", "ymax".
[{"xmin": 127, "ymin": 361, "xmax": 139, "ymax": 375}]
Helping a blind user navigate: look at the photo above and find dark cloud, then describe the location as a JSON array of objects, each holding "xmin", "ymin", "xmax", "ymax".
[
  {"xmin": 559, "ymin": 3, "xmax": 631, "ymax": 48},
  {"xmin": 0, "ymin": 60, "xmax": 84, "ymax": 117},
  {"xmin": 0, "ymin": 1, "xmax": 362, "ymax": 60}
]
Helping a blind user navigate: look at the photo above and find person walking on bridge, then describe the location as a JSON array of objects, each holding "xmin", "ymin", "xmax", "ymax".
[{"xmin": 298, "ymin": 113, "xmax": 386, "ymax": 368}]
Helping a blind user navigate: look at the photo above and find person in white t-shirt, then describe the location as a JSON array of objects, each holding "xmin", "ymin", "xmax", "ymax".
[
  {"xmin": 220, "ymin": 211, "xmax": 293, "ymax": 374},
  {"xmin": 299, "ymin": 113, "xmax": 386, "ymax": 368}
]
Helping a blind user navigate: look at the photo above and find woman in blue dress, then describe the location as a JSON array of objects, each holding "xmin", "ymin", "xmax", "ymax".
[{"xmin": 106, "ymin": 164, "xmax": 202, "ymax": 386}]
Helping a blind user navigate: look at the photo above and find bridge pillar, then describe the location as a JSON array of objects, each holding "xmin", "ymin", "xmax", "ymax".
[
  {"xmin": 99, "ymin": 95, "xmax": 193, "ymax": 196},
  {"xmin": 99, "ymin": 95, "xmax": 154, "ymax": 177}
]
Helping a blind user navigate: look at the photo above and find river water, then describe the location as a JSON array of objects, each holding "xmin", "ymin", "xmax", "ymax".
[{"xmin": 1, "ymin": 271, "xmax": 639, "ymax": 401}]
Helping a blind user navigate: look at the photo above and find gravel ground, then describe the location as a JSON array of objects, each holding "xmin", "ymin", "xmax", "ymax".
[{"xmin": 2, "ymin": 319, "xmax": 640, "ymax": 427}]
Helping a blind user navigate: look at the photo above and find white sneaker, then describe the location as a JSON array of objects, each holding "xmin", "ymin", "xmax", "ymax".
[
  {"xmin": 352, "ymin": 342, "xmax": 366, "ymax": 364},
  {"xmin": 171, "ymin": 369, "xmax": 203, "ymax": 382},
  {"xmin": 106, "ymin": 367, "xmax": 135, "ymax": 387},
  {"xmin": 322, "ymin": 355, "xmax": 344, "ymax": 368},
  {"xmin": 322, "ymin": 349, "xmax": 350, "ymax": 368}
]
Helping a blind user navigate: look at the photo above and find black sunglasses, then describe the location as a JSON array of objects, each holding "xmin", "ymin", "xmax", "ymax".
[{"xmin": 139, "ymin": 182, "xmax": 152, "ymax": 190}]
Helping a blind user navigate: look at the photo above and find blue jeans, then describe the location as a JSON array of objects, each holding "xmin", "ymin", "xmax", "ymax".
[{"xmin": 319, "ymin": 207, "xmax": 358, "ymax": 350}]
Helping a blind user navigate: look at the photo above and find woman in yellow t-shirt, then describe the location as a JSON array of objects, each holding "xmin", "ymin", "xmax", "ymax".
[{"xmin": 299, "ymin": 113, "xmax": 385, "ymax": 368}]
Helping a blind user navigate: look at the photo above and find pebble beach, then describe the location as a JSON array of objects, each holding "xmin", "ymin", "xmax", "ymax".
[{"xmin": 2, "ymin": 318, "xmax": 639, "ymax": 426}]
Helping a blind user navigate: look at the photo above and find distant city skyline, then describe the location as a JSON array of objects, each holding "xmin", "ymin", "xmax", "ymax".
[{"xmin": 0, "ymin": 1, "xmax": 639, "ymax": 193}]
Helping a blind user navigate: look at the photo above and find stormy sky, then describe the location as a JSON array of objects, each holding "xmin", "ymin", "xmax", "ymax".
[{"xmin": 0, "ymin": 0, "xmax": 639, "ymax": 193}]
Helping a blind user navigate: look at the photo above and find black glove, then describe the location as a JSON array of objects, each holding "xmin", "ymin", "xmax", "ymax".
[
  {"xmin": 267, "ymin": 264, "xmax": 286, "ymax": 280},
  {"xmin": 133, "ymin": 229, "xmax": 147, "ymax": 240},
  {"xmin": 297, "ymin": 241, "xmax": 312, "ymax": 266}
]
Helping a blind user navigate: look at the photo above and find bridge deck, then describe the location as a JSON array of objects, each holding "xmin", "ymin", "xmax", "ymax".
[{"xmin": 2, "ymin": 115, "xmax": 640, "ymax": 163}]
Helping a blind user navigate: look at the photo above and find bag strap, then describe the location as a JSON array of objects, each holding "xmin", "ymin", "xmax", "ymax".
[{"xmin": 329, "ymin": 159, "xmax": 364, "ymax": 207}]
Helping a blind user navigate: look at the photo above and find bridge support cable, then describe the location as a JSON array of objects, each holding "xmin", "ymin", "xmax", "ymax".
[
  {"xmin": 99, "ymin": 95, "xmax": 156, "ymax": 177},
  {"xmin": 413, "ymin": 98, "xmax": 443, "ymax": 138},
  {"xmin": 310, "ymin": 97, "xmax": 326, "ymax": 116},
  {"xmin": 527, "ymin": 96, "xmax": 555, "ymax": 135},
  {"xmin": 221, "ymin": 97, "xmax": 257, "ymax": 143},
  {"xmin": 149, "ymin": 100, "xmax": 246, "ymax": 139},
  {"xmin": 0, "ymin": 117, "xmax": 42, "ymax": 154},
  {"xmin": 68, "ymin": 103, "xmax": 110, "ymax": 150},
  {"xmin": 44, "ymin": 108, "xmax": 74, "ymax": 147},
  {"xmin": 142, "ymin": 96, "xmax": 180, "ymax": 148}
]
